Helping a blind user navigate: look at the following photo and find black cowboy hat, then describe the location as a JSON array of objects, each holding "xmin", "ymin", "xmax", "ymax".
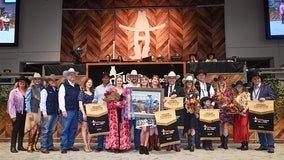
[
  {"xmin": 248, "ymin": 71, "xmax": 263, "ymax": 82},
  {"xmin": 232, "ymin": 80, "xmax": 247, "ymax": 88},
  {"xmin": 194, "ymin": 68, "xmax": 207, "ymax": 78},
  {"xmin": 200, "ymin": 96, "xmax": 213, "ymax": 105},
  {"xmin": 16, "ymin": 76, "xmax": 30, "ymax": 85}
]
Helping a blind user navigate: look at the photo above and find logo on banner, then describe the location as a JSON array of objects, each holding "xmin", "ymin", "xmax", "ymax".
[
  {"xmin": 92, "ymin": 120, "xmax": 106, "ymax": 126},
  {"xmin": 253, "ymin": 117, "xmax": 270, "ymax": 124},
  {"xmin": 203, "ymin": 125, "xmax": 217, "ymax": 131},
  {"xmin": 119, "ymin": 11, "xmax": 165, "ymax": 60},
  {"xmin": 161, "ymin": 129, "xmax": 175, "ymax": 135}
]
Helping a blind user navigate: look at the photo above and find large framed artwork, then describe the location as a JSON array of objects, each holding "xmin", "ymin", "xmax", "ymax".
[{"xmin": 130, "ymin": 88, "xmax": 164, "ymax": 118}]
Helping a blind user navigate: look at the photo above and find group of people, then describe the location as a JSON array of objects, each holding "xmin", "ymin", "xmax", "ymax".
[
  {"xmin": 188, "ymin": 53, "xmax": 217, "ymax": 63},
  {"xmin": 7, "ymin": 66, "xmax": 276, "ymax": 155}
]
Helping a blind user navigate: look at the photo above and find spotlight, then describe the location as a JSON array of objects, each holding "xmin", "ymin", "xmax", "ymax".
[{"xmin": 70, "ymin": 47, "xmax": 83, "ymax": 63}]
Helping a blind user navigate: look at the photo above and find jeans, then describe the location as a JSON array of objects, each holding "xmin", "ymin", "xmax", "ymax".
[
  {"xmin": 40, "ymin": 114, "xmax": 58, "ymax": 150},
  {"xmin": 258, "ymin": 132, "xmax": 275, "ymax": 149},
  {"xmin": 173, "ymin": 129, "xmax": 182, "ymax": 148},
  {"xmin": 195, "ymin": 119, "xmax": 201, "ymax": 146},
  {"xmin": 129, "ymin": 120, "xmax": 140, "ymax": 147},
  {"xmin": 203, "ymin": 140, "xmax": 212, "ymax": 148},
  {"xmin": 97, "ymin": 135, "xmax": 104, "ymax": 149},
  {"xmin": 60, "ymin": 110, "xmax": 78, "ymax": 149}
]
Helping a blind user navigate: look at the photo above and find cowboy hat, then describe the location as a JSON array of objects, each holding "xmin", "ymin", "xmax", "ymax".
[
  {"xmin": 232, "ymin": 80, "xmax": 247, "ymax": 88},
  {"xmin": 249, "ymin": 71, "xmax": 262, "ymax": 81},
  {"xmin": 214, "ymin": 74, "xmax": 227, "ymax": 82},
  {"xmin": 16, "ymin": 76, "xmax": 30, "ymax": 85},
  {"xmin": 62, "ymin": 68, "xmax": 79, "ymax": 77},
  {"xmin": 207, "ymin": 52, "xmax": 216, "ymax": 58},
  {"xmin": 31, "ymin": 72, "xmax": 43, "ymax": 80},
  {"xmin": 126, "ymin": 70, "xmax": 141, "ymax": 79},
  {"xmin": 194, "ymin": 68, "xmax": 207, "ymax": 78},
  {"xmin": 164, "ymin": 71, "xmax": 180, "ymax": 80},
  {"xmin": 188, "ymin": 53, "xmax": 197, "ymax": 58},
  {"xmin": 200, "ymin": 96, "xmax": 213, "ymax": 105},
  {"xmin": 45, "ymin": 74, "xmax": 58, "ymax": 81},
  {"xmin": 182, "ymin": 75, "xmax": 195, "ymax": 84}
]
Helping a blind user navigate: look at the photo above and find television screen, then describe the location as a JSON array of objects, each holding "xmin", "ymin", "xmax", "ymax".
[{"xmin": 0, "ymin": 0, "xmax": 19, "ymax": 46}]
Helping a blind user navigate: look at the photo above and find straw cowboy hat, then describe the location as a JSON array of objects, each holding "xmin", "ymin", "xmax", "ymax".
[
  {"xmin": 63, "ymin": 68, "xmax": 79, "ymax": 77},
  {"xmin": 31, "ymin": 72, "xmax": 43, "ymax": 80},
  {"xmin": 45, "ymin": 74, "xmax": 58, "ymax": 81},
  {"xmin": 182, "ymin": 75, "xmax": 195, "ymax": 84},
  {"xmin": 126, "ymin": 69, "xmax": 141, "ymax": 79},
  {"xmin": 164, "ymin": 71, "xmax": 180, "ymax": 80}
]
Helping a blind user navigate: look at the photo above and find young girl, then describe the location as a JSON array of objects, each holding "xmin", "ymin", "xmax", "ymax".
[
  {"xmin": 183, "ymin": 75, "xmax": 199, "ymax": 152},
  {"xmin": 78, "ymin": 78, "xmax": 94, "ymax": 152}
]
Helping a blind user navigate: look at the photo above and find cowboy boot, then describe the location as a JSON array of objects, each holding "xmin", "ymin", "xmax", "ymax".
[
  {"xmin": 153, "ymin": 134, "xmax": 161, "ymax": 151},
  {"xmin": 10, "ymin": 133, "xmax": 18, "ymax": 153},
  {"xmin": 189, "ymin": 135, "xmax": 195, "ymax": 152},
  {"xmin": 147, "ymin": 135, "xmax": 154, "ymax": 151},
  {"xmin": 144, "ymin": 146, "xmax": 149, "ymax": 155},
  {"xmin": 17, "ymin": 135, "xmax": 27, "ymax": 151},
  {"xmin": 223, "ymin": 135, "xmax": 229, "ymax": 149},
  {"xmin": 32, "ymin": 131, "xmax": 40, "ymax": 152},
  {"xmin": 27, "ymin": 132, "xmax": 34, "ymax": 152},
  {"xmin": 237, "ymin": 141, "xmax": 244, "ymax": 150},
  {"xmin": 241, "ymin": 141, "xmax": 248, "ymax": 151},
  {"xmin": 218, "ymin": 135, "xmax": 224, "ymax": 148},
  {"xmin": 139, "ymin": 145, "xmax": 144, "ymax": 154}
]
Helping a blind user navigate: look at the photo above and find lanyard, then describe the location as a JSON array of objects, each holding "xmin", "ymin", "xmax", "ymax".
[{"xmin": 253, "ymin": 87, "xmax": 261, "ymax": 100}]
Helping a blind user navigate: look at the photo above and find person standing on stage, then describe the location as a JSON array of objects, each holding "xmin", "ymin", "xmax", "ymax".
[
  {"xmin": 232, "ymin": 80, "xmax": 250, "ymax": 151},
  {"xmin": 78, "ymin": 78, "xmax": 94, "ymax": 153},
  {"xmin": 125, "ymin": 69, "xmax": 141, "ymax": 150},
  {"xmin": 93, "ymin": 72, "xmax": 113, "ymax": 152},
  {"xmin": 163, "ymin": 71, "xmax": 185, "ymax": 152},
  {"xmin": 194, "ymin": 69, "xmax": 215, "ymax": 149},
  {"xmin": 105, "ymin": 75, "xmax": 131, "ymax": 153},
  {"xmin": 148, "ymin": 75, "xmax": 161, "ymax": 152},
  {"xmin": 248, "ymin": 71, "xmax": 276, "ymax": 153},
  {"xmin": 7, "ymin": 76, "xmax": 30, "ymax": 153},
  {"xmin": 39, "ymin": 74, "xmax": 60, "ymax": 154},
  {"xmin": 25, "ymin": 72, "xmax": 44, "ymax": 153},
  {"xmin": 182, "ymin": 75, "xmax": 199, "ymax": 152},
  {"xmin": 59, "ymin": 68, "xmax": 81, "ymax": 154},
  {"xmin": 214, "ymin": 75, "xmax": 233, "ymax": 150}
]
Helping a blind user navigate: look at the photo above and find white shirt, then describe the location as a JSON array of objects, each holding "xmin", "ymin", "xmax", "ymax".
[
  {"xmin": 40, "ymin": 87, "xmax": 56, "ymax": 115},
  {"xmin": 125, "ymin": 83, "xmax": 140, "ymax": 88},
  {"xmin": 168, "ymin": 84, "xmax": 175, "ymax": 97},
  {"xmin": 198, "ymin": 81, "xmax": 215, "ymax": 99}
]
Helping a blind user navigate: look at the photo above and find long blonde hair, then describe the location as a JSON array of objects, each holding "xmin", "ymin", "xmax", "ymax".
[{"xmin": 140, "ymin": 75, "xmax": 150, "ymax": 88}]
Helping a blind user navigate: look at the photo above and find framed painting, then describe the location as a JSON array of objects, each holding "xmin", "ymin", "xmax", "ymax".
[{"xmin": 130, "ymin": 87, "xmax": 164, "ymax": 118}]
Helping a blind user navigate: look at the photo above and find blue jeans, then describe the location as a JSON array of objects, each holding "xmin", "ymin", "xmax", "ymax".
[
  {"xmin": 203, "ymin": 140, "xmax": 212, "ymax": 148},
  {"xmin": 195, "ymin": 119, "xmax": 201, "ymax": 146},
  {"xmin": 40, "ymin": 114, "xmax": 58, "ymax": 150},
  {"xmin": 60, "ymin": 110, "xmax": 78, "ymax": 149},
  {"xmin": 258, "ymin": 132, "xmax": 275, "ymax": 149},
  {"xmin": 129, "ymin": 120, "xmax": 140, "ymax": 147},
  {"xmin": 173, "ymin": 129, "xmax": 181, "ymax": 148},
  {"xmin": 97, "ymin": 135, "xmax": 104, "ymax": 149}
]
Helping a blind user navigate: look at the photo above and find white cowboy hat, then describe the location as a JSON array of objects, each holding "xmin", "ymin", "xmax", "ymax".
[
  {"xmin": 126, "ymin": 69, "xmax": 141, "ymax": 79},
  {"xmin": 182, "ymin": 75, "xmax": 195, "ymax": 84},
  {"xmin": 63, "ymin": 68, "xmax": 79, "ymax": 77},
  {"xmin": 164, "ymin": 71, "xmax": 180, "ymax": 80}
]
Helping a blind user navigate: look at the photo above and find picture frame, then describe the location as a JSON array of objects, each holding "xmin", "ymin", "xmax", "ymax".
[{"xmin": 130, "ymin": 87, "xmax": 164, "ymax": 118}]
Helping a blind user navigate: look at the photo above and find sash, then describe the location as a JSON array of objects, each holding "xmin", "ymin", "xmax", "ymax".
[{"xmin": 125, "ymin": 87, "xmax": 135, "ymax": 120}]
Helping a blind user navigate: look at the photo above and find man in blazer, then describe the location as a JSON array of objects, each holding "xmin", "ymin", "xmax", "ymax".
[
  {"xmin": 248, "ymin": 71, "xmax": 276, "ymax": 153},
  {"xmin": 163, "ymin": 71, "xmax": 185, "ymax": 152}
]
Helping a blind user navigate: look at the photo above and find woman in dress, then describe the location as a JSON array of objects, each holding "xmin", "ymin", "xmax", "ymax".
[
  {"xmin": 148, "ymin": 75, "xmax": 161, "ymax": 152},
  {"xmin": 7, "ymin": 76, "xmax": 30, "ymax": 153},
  {"xmin": 105, "ymin": 75, "xmax": 131, "ymax": 153},
  {"xmin": 78, "ymin": 78, "xmax": 94, "ymax": 152},
  {"xmin": 232, "ymin": 81, "xmax": 250, "ymax": 150},
  {"xmin": 182, "ymin": 75, "xmax": 199, "ymax": 152},
  {"xmin": 214, "ymin": 75, "xmax": 233, "ymax": 150},
  {"xmin": 136, "ymin": 75, "xmax": 156, "ymax": 155}
]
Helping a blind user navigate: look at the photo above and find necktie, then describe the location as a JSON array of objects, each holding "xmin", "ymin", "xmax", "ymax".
[{"xmin": 170, "ymin": 85, "xmax": 173, "ymax": 93}]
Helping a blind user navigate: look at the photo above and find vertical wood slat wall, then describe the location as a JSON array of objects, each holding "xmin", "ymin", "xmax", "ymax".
[{"xmin": 60, "ymin": 0, "xmax": 225, "ymax": 62}]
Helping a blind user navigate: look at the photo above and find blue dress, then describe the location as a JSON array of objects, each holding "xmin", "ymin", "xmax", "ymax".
[{"xmin": 78, "ymin": 90, "xmax": 94, "ymax": 122}]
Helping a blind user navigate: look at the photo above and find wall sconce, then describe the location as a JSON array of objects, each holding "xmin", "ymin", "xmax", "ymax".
[{"xmin": 70, "ymin": 47, "xmax": 83, "ymax": 63}]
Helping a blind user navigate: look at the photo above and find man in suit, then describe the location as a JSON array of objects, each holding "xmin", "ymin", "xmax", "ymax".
[
  {"xmin": 163, "ymin": 71, "xmax": 185, "ymax": 152},
  {"xmin": 248, "ymin": 71, "xmax": 276, "ymax": 153}
]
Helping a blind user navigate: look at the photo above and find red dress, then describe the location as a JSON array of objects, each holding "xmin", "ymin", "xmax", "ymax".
[
  {"xmin": 233, "ymin": 92, "xmax": 250, "ymax": 142},
  {"xmin": 105, "ymin": 89, "xmax": 131, "ymax": 150}
]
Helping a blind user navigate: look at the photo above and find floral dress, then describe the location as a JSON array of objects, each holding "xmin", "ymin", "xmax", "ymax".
[
  {"xmin": 105, "ymin": 88, "xmax": 131, "ymax": 150},
  {"xmin": 78, "ymin": 90, "xmax": 94, "ymax": 122},
  {"xmin": 215, "ymin": 88, "xmax": 234, "ymax": 124}
]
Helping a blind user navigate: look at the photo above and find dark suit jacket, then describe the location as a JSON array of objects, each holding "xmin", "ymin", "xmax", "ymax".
[
  {"xmin": 248, "ymin": 83, "xmax": 275, "ymax": 100},
  {"xmin": 163, "ymin": 85, "xmax": 185, "ymax": 97}
]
